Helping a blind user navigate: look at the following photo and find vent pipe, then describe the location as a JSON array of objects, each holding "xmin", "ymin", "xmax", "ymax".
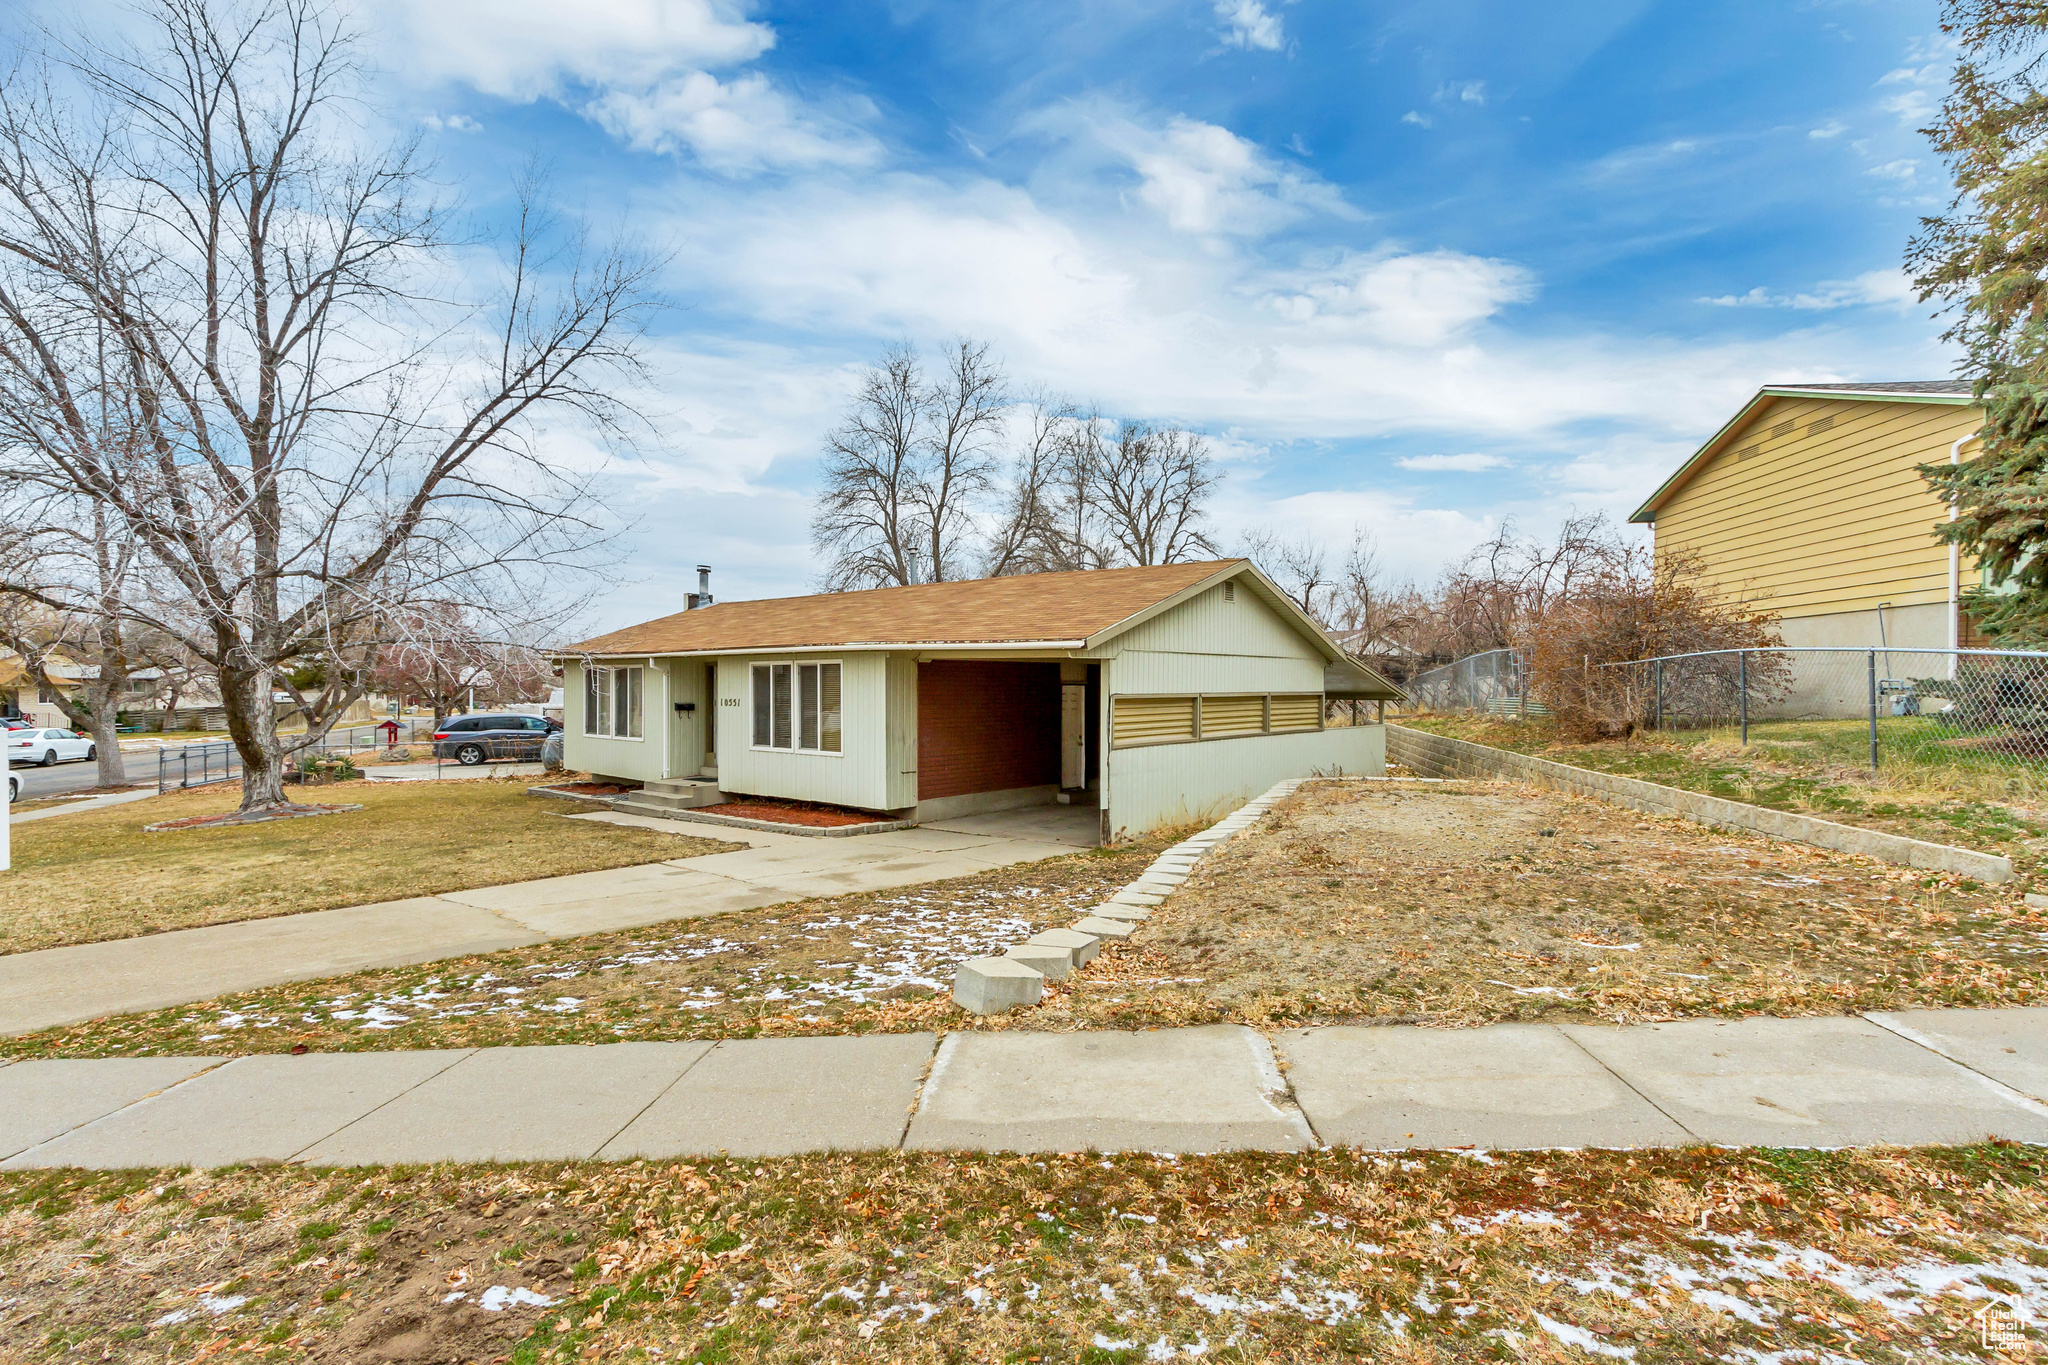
[{"xmin": 687, "ymin": 565, "xmax": 714, "ymax": 611}]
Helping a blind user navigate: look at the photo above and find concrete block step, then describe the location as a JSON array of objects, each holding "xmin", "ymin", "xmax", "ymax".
[{"xmin": 623, "ymin": 786, "xmax": 724, "ymax": 811}]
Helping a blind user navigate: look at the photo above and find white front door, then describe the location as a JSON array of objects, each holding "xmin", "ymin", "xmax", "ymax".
[{"xmin": 1060, "ymin": 683, "xmax": 1086, "ymax": 789}]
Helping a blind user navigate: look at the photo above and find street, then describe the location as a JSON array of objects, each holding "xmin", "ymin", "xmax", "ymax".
[
  {"xmin": 10, "ymin": 751, "xmax": 151, "ymax": 799},
  {"xmin": 8, "ymin": 721, "xmax": 418, "ymax": 803}
]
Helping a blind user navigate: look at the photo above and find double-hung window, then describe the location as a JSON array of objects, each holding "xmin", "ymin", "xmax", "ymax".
[
  {"xmin": 751, "ymin": 661, "xmax": 841, "ymax": 753},
  {"xmin": 582, "ymin": 664, "xmax": 643, "ymax": 738}
]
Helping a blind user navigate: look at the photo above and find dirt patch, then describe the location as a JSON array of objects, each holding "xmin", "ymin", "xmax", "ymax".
[
  {"xmin": 3, "ymin": 1145, "xmax": 2044, "ymax": 1362},
  {"xmin": 0, "ymin": 1164, "xmax": 599, "ymax": 1363},
  {"xmin": 144, "ymin": 802, "xmax": 362, "ymax": 832},
  {"xmin": 537, "ymin": 781, "xmax": 635, "ymax": 797},
  {"xmin": 698, "ymin": 798, "xmax": 890, "ymax": 828},
  {"xmin": 1004, "ymin": 777, "xmax": 2048, "ymax": 1033}
]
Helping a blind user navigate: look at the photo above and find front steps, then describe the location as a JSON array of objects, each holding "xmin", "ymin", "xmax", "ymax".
[{"xmin": 614, "ymin": 776, "xmax": 724, "ymax": 821}]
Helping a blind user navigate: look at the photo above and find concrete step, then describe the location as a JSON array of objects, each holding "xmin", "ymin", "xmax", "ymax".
[{"xmin": 618, "ymin": 790, "xmax": 723, "ymax": 814}]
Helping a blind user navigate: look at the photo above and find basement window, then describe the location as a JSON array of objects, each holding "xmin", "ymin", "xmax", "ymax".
[{"xmin": 751, "ymin": 661, "xmax": 842, "ymax": 754}]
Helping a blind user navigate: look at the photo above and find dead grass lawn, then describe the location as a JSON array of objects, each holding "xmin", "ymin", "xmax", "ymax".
[
  {"xmin": 1024, "ymin": 778, "xmax": 2048, "ymax": 1033},
  {"xmin": 0, "ymin": 781, "xmax": 737, "ymax": 956},
  {"xmin": 2, "ymin": 1143, "xmax": 2044, "ymax": 1362},
  {"xmin": 0, "ymin": 837, "xmax": 1161, "ymax": 1058}
]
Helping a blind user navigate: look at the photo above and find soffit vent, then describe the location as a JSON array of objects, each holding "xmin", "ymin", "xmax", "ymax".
[
  {"xmin": 1735, "ymin": 444, "xmax": 1762, "ymax": 461},
  {"xmin": 1770, "ymin": 420, "xmax": 1797, "ymax": 439},
  {"xmin": 1809, "ymin": 415, "xmax": 1835, "ymax": 435}
]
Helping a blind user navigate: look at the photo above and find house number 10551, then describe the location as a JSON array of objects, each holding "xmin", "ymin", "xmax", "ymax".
[{"xmin": 720, "ymin": 697, "xmax": 740, "ymax": 707}]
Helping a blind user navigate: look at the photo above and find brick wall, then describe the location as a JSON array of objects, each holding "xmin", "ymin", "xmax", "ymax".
[{"xmin": 917, "ymin": 661, "xmax": 1061, "ymax": 800}]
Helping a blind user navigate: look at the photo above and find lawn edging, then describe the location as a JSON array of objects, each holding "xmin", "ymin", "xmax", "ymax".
[{"xmin": 1387, "ymin": 723, "xmax": 2015, "ymax": 883}]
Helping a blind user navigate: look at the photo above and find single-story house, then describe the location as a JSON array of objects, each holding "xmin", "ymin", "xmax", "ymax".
[
  {"xmin": 1630, "ymin": 381, "xmax": 1984, "ymax": 651},
  {"xmin": 0, "ymin": 651, "xmax": 87, "ymax": 728},
  {"xmin": 559, "ymin": 560, "xmax": 1401, "ymax": 843}
]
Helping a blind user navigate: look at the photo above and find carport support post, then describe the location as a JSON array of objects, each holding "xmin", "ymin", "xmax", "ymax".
[
  {"xmin": 1739, "ymin": 650, "xmax": 1748, "ymax": 745},
  {"xmin": 1867, "ymin": 648, "xmax": 1880, "ymax": 771}
]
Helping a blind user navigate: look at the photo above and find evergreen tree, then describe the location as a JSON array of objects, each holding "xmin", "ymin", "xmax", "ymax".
[{"xmin": 1913, "ymin": 1, "xmax": 2048, "ymax": 641}]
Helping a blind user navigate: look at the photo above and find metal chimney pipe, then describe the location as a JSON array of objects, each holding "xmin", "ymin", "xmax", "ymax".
[{"xmin": 696, "ymin": 565, "xmax": 713, "ymax": 608}]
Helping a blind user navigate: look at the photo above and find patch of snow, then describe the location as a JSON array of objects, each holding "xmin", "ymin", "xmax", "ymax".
[
  {"xmin": 1533, "ymin": 1312, "xmax": 1635, "ymax": 1359},
  {"xmin": 476, "ymin": 1285, "xmax": 555, "ymax": 1312}
]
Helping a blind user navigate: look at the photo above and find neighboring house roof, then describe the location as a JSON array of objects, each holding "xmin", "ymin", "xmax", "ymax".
[
  {"xmin": 1630, "ymin": 380, "xmax": 1981, "ymax": 524},
  {"xmin": 563, "ymin": 560, "xmax": 1406, "ymax": 699}
]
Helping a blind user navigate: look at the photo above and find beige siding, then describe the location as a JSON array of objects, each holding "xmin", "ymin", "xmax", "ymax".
[
  {"xmin": 563, "ymin": 658, "xmax": 670, "ymax": 783},
  {"xmin": 1105, "ymin": 726, "xmax": 1383, "ymax": 841},
  {"xmin": 1652, "ymin": 397, "xmax": 1980, "ymax": 620},
  {"xmin": 714, "ymin": 651, "xmax": 892, "ymax": 810}
]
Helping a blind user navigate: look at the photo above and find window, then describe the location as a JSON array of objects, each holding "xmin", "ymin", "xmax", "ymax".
[
  {"xmin": 582, "ymin": 665, "xmax": 643, "ymax": 738},
  {"xmin": 750, "ymin": 661, "xmax": 842, "ymax": 753}
]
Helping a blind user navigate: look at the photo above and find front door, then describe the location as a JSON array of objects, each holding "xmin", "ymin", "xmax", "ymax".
[
  {"xmin": 702, "ymin": 661, "xmax": 718, "ymax": 775},
  {"xmin": 1060, "ymin": 682, "xmax": 1086, "ymax": 789}
]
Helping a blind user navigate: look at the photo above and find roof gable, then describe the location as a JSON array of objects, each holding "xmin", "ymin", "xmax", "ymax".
[
  {"xmin": 565, "ymin": 561, "xmax": 1249, "ymax": 656},
  {"xmin": 1631, "ymin": 382, "xmax": 1979, "ymax": 524}
]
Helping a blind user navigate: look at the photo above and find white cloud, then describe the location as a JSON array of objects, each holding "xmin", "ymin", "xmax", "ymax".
[
  {"xmin": 1865, "ymin": 159, "xmax": 1920, "ymax": 184},
  {"xmin": 1879, "ymin": 90, "xmax": 1935, "ymax": 126},
  {"xmin": 368, "ymin": 0, "xmax": 772, "ymax": 99},
  {"xmin": 1215, "ymin": 0, "xmax": 1284, "ymax": 51},
  {"xmin": 1808, "ymin": 120, "xmax": 1846, "ymax": 139},
  {"xmin": 422, "ymin": 113, "xmax": 483, "ymax": 134},
  {"xmin": 1697, "ymin": 268, "xmax": 1914, "ymax": 311},
  {"xmin": 1261, "ymin": 249, "xmax": 1537, "ymax": 345},
  {"xmin": 1034, "ymin": 106, "xmax": 1354, "ymax": 236},
  {"xmin": 587, "ymin": 72, "xmax": 880, "ymax": 171},
  {"xmin": 1401, "ymin": 111, "xmax": 1431, "ymax": 129},
  {"xmin": 1435, "ymin": 81, "xmax": 1488, "ymax": 106},
  {"xmin": 366, "ymin": 0, "xmax": 873, "ymax": 174},
  {"xmin": 1397, "ymin": 452, "xmax": 1511, "ymax": 472}
]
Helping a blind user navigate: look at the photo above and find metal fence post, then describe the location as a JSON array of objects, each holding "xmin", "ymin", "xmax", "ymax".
[
  {"xmin": 1867, "ymin": 649, "xmax": 1879, "ymax": 771},
  {"xmin": 1739, "ymin": 650, "xmax": 1748, "ymax": 745},
  {"xmin": 1655, "ymin": 660, "xmax": 1664, "ymax": 731}
]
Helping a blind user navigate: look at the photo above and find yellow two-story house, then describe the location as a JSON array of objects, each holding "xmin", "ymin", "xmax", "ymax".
[{"xmin": 1631, "ymin": 381, "xmax": 1985, "ymax": 650}]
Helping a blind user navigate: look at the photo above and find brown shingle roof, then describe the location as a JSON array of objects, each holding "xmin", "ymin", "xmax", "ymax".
[{"xmin": 563, "ymin": 561, "xmax": 1246, "ymax": 656}]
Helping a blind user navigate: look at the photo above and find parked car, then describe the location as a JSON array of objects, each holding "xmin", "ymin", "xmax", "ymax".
[
  {"xmin": 430, "ymin": 713, "xmax": 560, "ymax": 766},
  {"xmin": 7, "ymin": 771, "xmax": 18, "ymax": 803},
  {"xmin": 9, "ymin": 728, "xmax": 95, "ymax": 767}
]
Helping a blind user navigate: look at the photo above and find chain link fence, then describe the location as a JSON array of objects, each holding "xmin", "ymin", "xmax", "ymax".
[
  {"xmin": 1600, "ymin": 646, "xmax": 2048, "ymax": 777},
  {"xmin": 1400, "ymin": 649, "xmax": 1549, "ymax": 718}
]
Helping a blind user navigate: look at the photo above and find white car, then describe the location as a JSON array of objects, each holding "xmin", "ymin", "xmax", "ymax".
[
  {"xmin": 10, "ymin": 728, "xmax": 95, "ymax": 767},
  {"xmin": 6, "ymin": 771, "xmax": 16, "ymax": 803}
]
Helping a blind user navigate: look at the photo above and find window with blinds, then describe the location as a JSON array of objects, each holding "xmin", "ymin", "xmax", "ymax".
[
  {"xmin": 582, "ymin": 665, "xmax": 643, "ymax": 739},
  {"xmin": 1111, "ymin": 692, "xmax": 1327, "ymax": 747},
  {"xmin": 751, "ymin": 661, "xmax": 843, "ymax": 753}
]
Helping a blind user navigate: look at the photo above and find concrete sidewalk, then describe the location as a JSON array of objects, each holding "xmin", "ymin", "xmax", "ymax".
[
  {"xmin": 0, "ymin": 805, "xmax": 1100, "ymax": 1036},
  {"xmin": 4, "ymin": 1008, "xmax": 2046, "ymax": 1169}
]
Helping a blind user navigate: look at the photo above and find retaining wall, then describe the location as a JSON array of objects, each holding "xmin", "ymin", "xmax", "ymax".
[{"xmin": 1386, "ymin": 724, "xmax": 2013, "ymax": 883}]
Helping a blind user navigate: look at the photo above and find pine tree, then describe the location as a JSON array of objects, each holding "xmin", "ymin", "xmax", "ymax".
[{"xmin": 1912, "ymin": 1, "xmax": 2048, "ymax": 642}]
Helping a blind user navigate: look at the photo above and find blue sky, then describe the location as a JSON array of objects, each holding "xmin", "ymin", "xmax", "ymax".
[{"xmin": 52, "ymin": 0, "xmax": 1965, "ymax": 629}]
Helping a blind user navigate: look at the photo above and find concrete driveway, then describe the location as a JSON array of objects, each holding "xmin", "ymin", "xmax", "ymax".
[{"xmin": 0, "ymin": 801, "xmax": 1099, "ymax": 1036}]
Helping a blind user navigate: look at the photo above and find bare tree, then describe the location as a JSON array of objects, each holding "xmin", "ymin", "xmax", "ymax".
[
  {"xmin": 813, "ymin": 339, "xmax": 1007, "ymax": 589},
  {"xmin": 1239, "ymin": 527, "xmax": 1333, "ymax": 619},
  {"xmin": 914, "ymin": 339, "xmax": 1006, "ymax": 582},
  {"xmin": 813, "ymin": 347, "xmax": 924, "ymax": 590},
  {"xmin": 0, "ymin": 0, "xmax": 658, "ymax": 812},
  {"xmin": 983, "ymin": 389, "xmax": 1077, "ymax": 577},
  {"xmin": 1089, "ymin": 423, "xmax": 1219, "ymax": 566}
]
